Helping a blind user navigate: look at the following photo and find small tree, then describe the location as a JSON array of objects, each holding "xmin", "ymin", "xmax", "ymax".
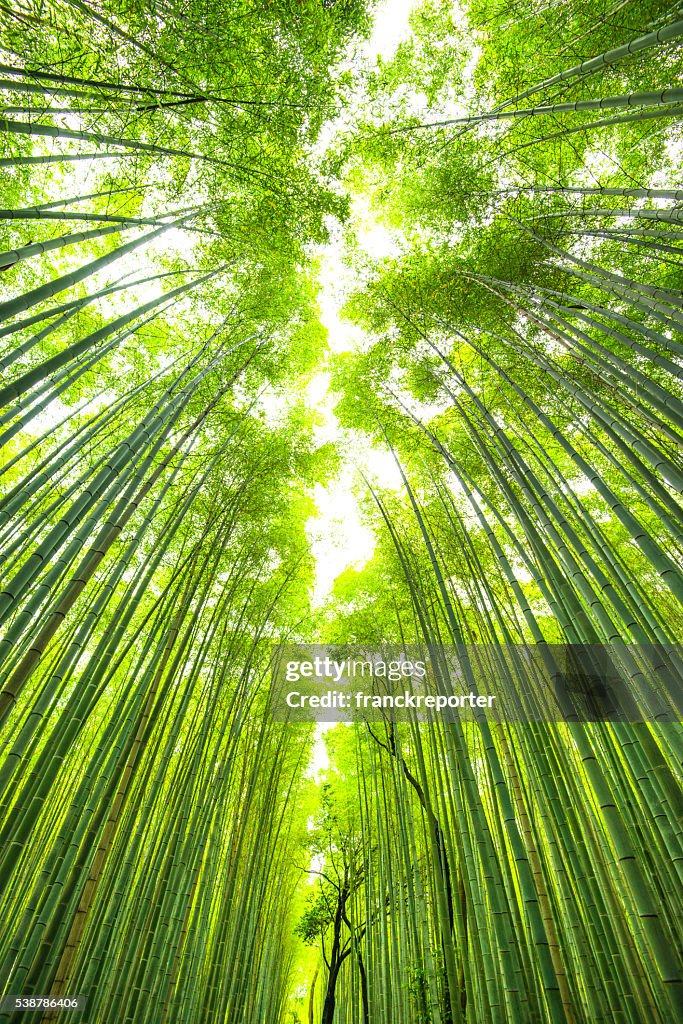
[{"xmin": 296, "ymin": 783, "xmax": 369, "ymax": 1024}]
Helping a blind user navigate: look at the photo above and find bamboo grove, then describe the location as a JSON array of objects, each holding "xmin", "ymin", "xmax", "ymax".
[{"xmin": 0, "ymin": 0, "xmax": 681, "ymax": 1022}]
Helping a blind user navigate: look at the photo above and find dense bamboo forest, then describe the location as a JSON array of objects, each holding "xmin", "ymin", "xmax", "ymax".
[{"xmin": 0, "ymin": 0, "xmax": 682, "ymax": 1021}]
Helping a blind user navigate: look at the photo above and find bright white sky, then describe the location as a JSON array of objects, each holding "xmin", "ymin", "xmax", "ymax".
[
  {"xmin": 363, "ymin": 0, "xmax": 418, "ymax": 60},
  {"xmin": 291, "ymin": 0, "xmax": 425, "ymax": 837},
  {"xmin": 303, "ymin": 0, "xmax": 420, "ymax": 609},
  {"xmin": 304, "ymin": 368, "xmax": 404, "ymax": 606}
]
